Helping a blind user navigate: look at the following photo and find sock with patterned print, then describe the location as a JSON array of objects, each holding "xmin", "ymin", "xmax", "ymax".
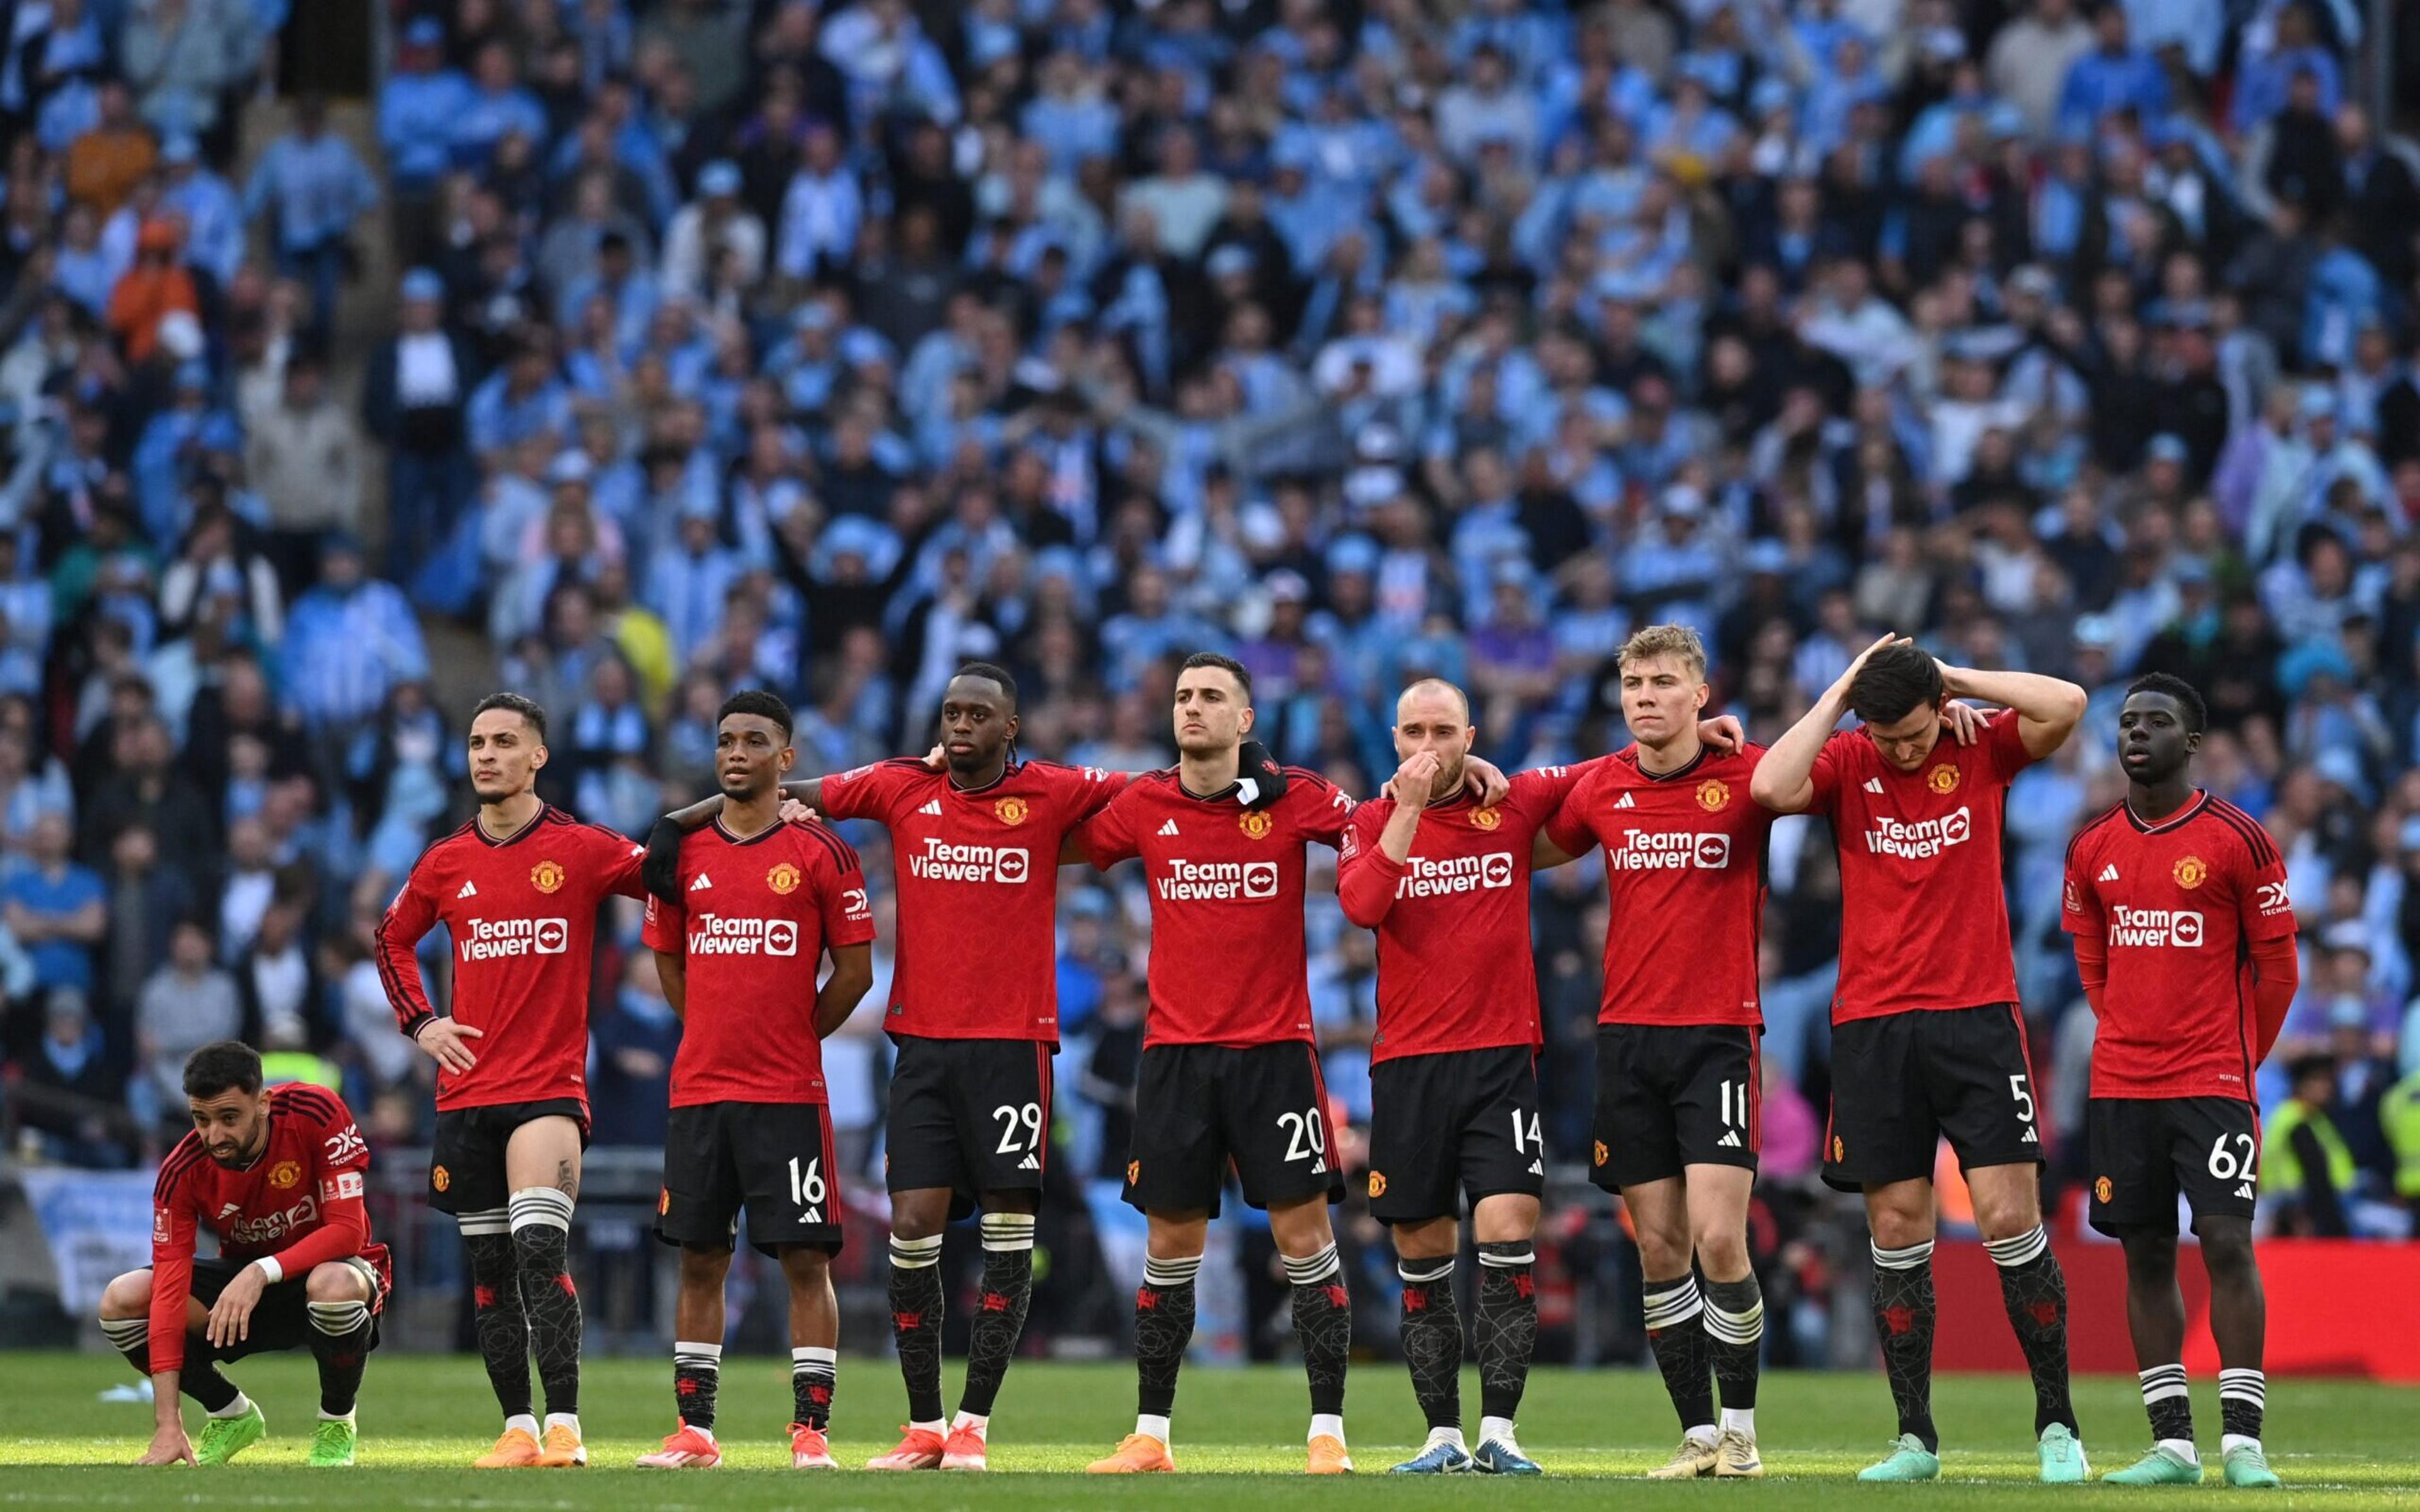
[
  {"xmin": 1642, "ymin": 1273, "xmax": 1715, "ymax": 1436},
  {"xmin": 1986, "ymin": 1225, "xmax": 2075, "ymax": 1435},
  {"xmin": 460, "ymin": 1213, "xmax": 532, "ymax": 1420},
  {"xmin": 306, "ymin": 1297, "xmax": 374, "ymax": 1416},
  {"xmin": 1136, "ymin": 1253, "xmax": 1201, "ymax": 1423},
  {"xmin": 509, "ymin": 1188, "xmax": 581, "ymax": 1417},
  {"xmin": 1703, "ymin": 1274, "xmax": 1764, "ymax": 1414},
  {"xmin": 960, "ymin": 1211, "xmax": 1035, "ymax": 1419},
  {"xmin": 2139, "ymin": 1363, "xmax": 2192, "ymax": 1446},
  {"xmin": 887, "ymin": 1234, "xmax": 946, "ymax": 1426},
  {"xmin": 792, "ymin": 1346, "xmax": 837, "ymax": 1429},
  {"xmin": 1396, "ymin": 1256, "xmax": 1461, "ymax": 1431},
  {"xmin": 99, "ymin": 1319, "xmax": 239, "ymax": 1411},
  {"xmin": 2219, "ymin": 1368, "xmax": 2265, "ymax": 1445},
  {"xmin": 1475, "ymin": 1241, "xmax": 1538, "ymax": 1425},
  {"xmin": 1871, "ymin": 1240, "xmax": 1939, "ymax": 1452},
  {"xmin": 1284, "ymin": 1243, "xmax": 1351, "ymax": 1419},
  {"xmin": 672, "ymin": 1341, "xmax": 720, "ymax": 1432}
]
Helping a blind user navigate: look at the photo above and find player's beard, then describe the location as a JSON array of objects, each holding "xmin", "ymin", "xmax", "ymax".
[
  {"xmin": 1426, "ymin": 755, "xmax": 1466, "ymax": 802},
  {"xmin": 945, "ymin": 743, "xmax": 1004, "ymax": 782}
]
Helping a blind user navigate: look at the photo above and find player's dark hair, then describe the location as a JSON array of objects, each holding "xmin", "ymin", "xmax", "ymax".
[
  {"xmin": 717, "ymin": 689, "xmax": 794, "ymax": 740},
  {"xmin": 2124, "ymin": 672, "xmax": 2206, "ymax": 735},
  {"xmin": 183, "ymin": 1040, "xmax": 263, "ymax": 1099},
  {"xmin": 1180, "ymin": 650, "xmax": 1253, "ymax": 700},
  {"xmin": 950, "ymin": 662, "xmax": 1019, "ymax": 709},
  {"xmin": 1848, "ymin": 644, "xmax": 1944, "ymax": 726},
  {"xmin": 471, "ymin": 690, "xmax": 548, "ymax": 743}
]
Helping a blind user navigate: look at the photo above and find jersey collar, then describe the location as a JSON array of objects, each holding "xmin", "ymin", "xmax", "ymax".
[
  {"xmin": 2124, "ymin": 789, "xmax": 2207, "ymax": 834},
  {"xmin": 1630, "ymin": 743, "xmax": 1710, "ymax": 782},
  {"xmin": 945, "ymin": 755, "xmax": 1020, "ymax": 796},
  {"xmin": 710, "ymin": 814, "xmax": 788, "ymax": 847},
  {"xmin": 473, "ymin": 802, "xmax": 548, "ymax": 847}
]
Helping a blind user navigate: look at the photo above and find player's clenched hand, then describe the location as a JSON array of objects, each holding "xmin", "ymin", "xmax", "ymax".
[
  {"xmin": 1942, "ymin": 700, "xmax": 1983, "ymax": 745},
  {"xmin": 137, "ymin": 1421, "xmax": 195, "ymax": 1465},
  {"xmin": 413, "ymin": 1017, "xmax": 481, "ymax": 1074},
  {"xmin": 205, "ymin": 1265, "xmax": 266, "ymax": 1349},
  {"xmin": 1387, "ymin": 751, "xmax": 1442, "ymax": 808},
  {"xmin": 1698, "ymin": 714, "xmax": 1746, "ymax": 752}
]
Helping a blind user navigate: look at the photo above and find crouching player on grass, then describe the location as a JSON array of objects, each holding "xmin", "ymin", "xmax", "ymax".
[{"xmin": 104, "ymin": 1041, "xmax": 391, "ymax": 1466}]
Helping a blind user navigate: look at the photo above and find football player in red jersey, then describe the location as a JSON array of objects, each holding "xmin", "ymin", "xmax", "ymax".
[
  {"xmin": 635, "ymin": 690, "xmax": 875, "ymax": 1472},
  {"xmin": 1754, "ymin": 637, "xmax": 2089, "ymax": 1483},
  {"xmin": 1337, "ymin": 678, "xmax": 1586, "ymax": 1476},
  {"xmin": 641, "ymin": 662, "xmax": 1294, "ymax": 1472},
  {"xmin": 375, "ymin": 692, "xmax": 648, "ymax": 1469},
  {"xmin": 2063, "ymin": 675, "xmax": 2297, "ymax": 1489},
  {"xmin": 102, "ymin": 1042, "xmax": 389, "ymax": 1468},
  {"xmin": 1074, "ymin": 653, "xmax": 1510, "ymax": 1476}
]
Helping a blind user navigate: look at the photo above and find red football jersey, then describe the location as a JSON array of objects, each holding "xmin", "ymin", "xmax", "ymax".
[
  {"xmin": 2062, "ymin": 793, "xmax": 2296, "ymax": 1100},
  {"xmin": 642, "ymin": 818, "xmax": 877, "ymax": 1106},
  {"xmin": 1077, "ymin": 765, "xmax": 1353, "ymax": 1047},
  {"xmin": 376, "ymin": 805, "xmax": 647, "ymax": 1113},
  {"xmin": 819, "ymin": 757, "xmax": 1119, "ymax": 1043},
  {"xmin": 1546, "ymin": 743, "xmax": 1775, "ymax": 1027},
  {"xmin": 1339, "ymin": 765, "xmax": 1586, "ymax": 1062},
  {"xmin": 1805, "ymin": 709, "xmax": 2032, "ymax": 1023},
  {"xmin": 149, "ymin": 1084, "xmax": 389, "ymax": 1373}
]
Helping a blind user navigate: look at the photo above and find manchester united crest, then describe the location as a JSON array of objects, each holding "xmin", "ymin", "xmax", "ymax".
[
  {"xmin": 1470, "ymin": 806, "xmax": 1502, "ymax": 831},
  {"xmin": 995, "ymin": 796, "xmax": 1030, "ymax": 827},
  {"xmin": 432, "ymin": 1165, "xmax": 451, "ymax": 1193},
  {"xmin": 1697, "ymin": 778, "xmax": 1730, "ymax": 811},
  {"xmin": 1927, "ymin": 765, "xmax": 1960, "ymax": 794},
  {"xmin": 1592, "ymin": 1140, "xmax": 1608, "ymax": 1167},
  {"xmin": 768, "ymin": 861, "xmax": 802, "ymax": 895},
  {"xmin": 2094, "ymin": 1176, "xmax": 2114, "ymax": 1203},
  {"xmin": 1239, "ymin": 810, "xmax": 1274, "ymax": 839},
  {"xmin": 1368, "ymin": 1171, "xmax": 1388, "ymax": 1198},
  {"xmin": 530, "ymin": 859, "xmax": 566, "ymax": 894},
  {"xmin": 1126, "ymin": 1160, "xmax": 1141, "ymax": 1186},
  {"xmin": 2174, "ymin": 855, "xmax": 2208, "ymax": 889},
  {"xmin": 659, "ymin": 1188, "xmax": 672, "ymax": 1216},
  {"xmin": 1831, "ymin": 1134, "xmax": 1845, "ymax": 1162},
  {"xmin": 270, "ymin": 1160, "xmax": 300, "ymax": 1189}
]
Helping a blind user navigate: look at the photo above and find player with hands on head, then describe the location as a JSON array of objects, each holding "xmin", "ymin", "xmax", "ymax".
[
  {"xmin": 1753, "ymin": 634, "xmax": 2089, "ymax": 1483},
  {"xmin": 2063, "ymin": 674, "xmax": 2297, "ymax": 1488}
]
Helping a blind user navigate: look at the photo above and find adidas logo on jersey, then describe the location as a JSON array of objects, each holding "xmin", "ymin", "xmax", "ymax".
[
  {"xmin": 217, "ymin": 1202, "xmax": 241, "ymax": 1219},
  {"xmin": 1527, "ymin": 1159, "xmax": 1543, "ymax": 1176},
  {"xmin": 1614, "ymin": 793, "xmax": 1635, "ymax": 809},
  {"xmin": 1018, "ymin": 1152, "xmax": 1041, "ymax": 1171},
  {"xmin": 1158, "ymin": 820, "xmax": 1180, "ymax": 837},
  {"xmin": 2233, "ymin": 1183, "xmax": 2256, "ymax": 1201},
  {"xmin": 457, "ymin": 880, "xmax": 477, "ymax": 898},
  {"xmin": 2021, "ymin": 1126, "xmax": 2039, "ymax": 1143},
  {"xmin": 1717, "ymin": 1130, "xmax": 1743, "ymax": 1148},
  {"xmin": 1864, "ymin": 777, "xmax": 1885, "ymax": 794},
  {"xmin": 799, "ymin": 1208, "xmax": 822, "ymax": 1225},
  {"xmin": 689, "ymin": 873, "xmax": 713, "ymax": 892},
  {"xmin": 919, "ymin": 800, "xmax": 943, "ymax": 816},
  {"xmin": 2099, "ymin": 864, "xmax": 2120, "ymax": 882}
]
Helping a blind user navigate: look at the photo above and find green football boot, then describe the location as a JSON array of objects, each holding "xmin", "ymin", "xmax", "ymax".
[
  {"xmin": 1858, "ymin": 1434, "xmax": 1942, "ymax": 1482},
  {"xmin": 2104, "ymin": 1445, "xmax": 2201, "ymax": 1485},
  {"xmin": 308, "ymin": 1417, "xmax": 357, "ymax": 1467},
  {"xmin": 2039, "ymin": 1423, "xmax": 2089, "ymax": 1484},
  {"xmin": 2223, "ymin": 1443, "xmax": 2281, "ymax": 1488},
  {"xmin": 194, "ymin": 1401, "xmax": 267, "ymax": 1465}
]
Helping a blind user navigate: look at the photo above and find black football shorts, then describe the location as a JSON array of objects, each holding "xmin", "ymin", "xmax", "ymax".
[
  {"xmin": 1123, "ymin": 1042, "xmax": 1345, "ymax": 1217},
  {"xmin": 2087, "ymin": 1096, "xmax": 2261, "ymax": 1236},
  {"xmin": 1366, "ymin": 1045, "xmax": 1545, "ymax": 1223},
  {"xmin": 1823, "ymin": 1003, "xmax": 2043, "ymax": 1192},
  {"xmin": 427, "ymin": 1098, "xmax": 590, "ymax": 1215},
  {"xmin": 884, "ymin": 1034, "xmax": 1055, "ymax": 1218},
  {"xmin": 1590, "ymin": 1022, "xmax": 1761, "ymax": 1190},
  {"xmin": 657, "ymin": 1101, "xmax": 844, "ymax": 1256}
]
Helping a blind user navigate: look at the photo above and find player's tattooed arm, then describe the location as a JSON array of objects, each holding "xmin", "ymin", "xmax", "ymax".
[{"xmin": 554, "ymin": 1159, "xmax": 579, "ymax": 1201}]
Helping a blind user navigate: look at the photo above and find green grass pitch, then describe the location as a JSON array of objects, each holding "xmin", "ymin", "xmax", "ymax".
[{"xmin": 4, "ymin": 1351, "xmax": 2415, "ymax": 1508}]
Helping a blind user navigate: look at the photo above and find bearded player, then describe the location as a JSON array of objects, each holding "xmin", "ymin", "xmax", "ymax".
[
  {"xmin": 635, "ymin": 691, "xmax": 875, "ymax": 1471},
  {"xmin": 1754, "ymin": 638, "xmax": 2089, "ymax": 1483},
  {"xmin": 103, "ymin": 1042, "xmax": 389, "ymax": 1468},
  {"xmin": 642, "ymin": 663, "xmax": 1295, "ymax": 1471},
  {"xmin": 377, "ymin": 692, "xmax": 648, "ymax": 1468},
  {"xmin": 2063, "ymin": 675, "xmax": 2297, "ymax": 1488}
]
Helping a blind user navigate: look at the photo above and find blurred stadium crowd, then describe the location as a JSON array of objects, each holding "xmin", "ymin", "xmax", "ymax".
[{"xmin": 4, "ymin": 0, "xmax": 2420, "ymax": 1358}]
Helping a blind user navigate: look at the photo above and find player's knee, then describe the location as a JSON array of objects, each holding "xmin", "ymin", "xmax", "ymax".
[
  {"xmin": 2199, "ymin": 1227, "xmax": 2257, "ymax": 1281},
  {"xmin": 1692, "ymin": 1222, "xmax": 1749, "ymax": 1280},
  {"xmin": 98, "ymin": 1269, "xmax": 153, "ymax": 1319},
  {"xmin": 1392, "ymin": 1218, "xmax": 1457, "ymax": 1260},
  {"xmin": 1635, "ymin": 1224, "xmax": 1692, "ymax": 1279},
  {"xmin": 1969, "ymin": 1185, "xmax": 2042, "ymax": 1241},
  {"xmin": 889, "ymin": 1190, "xmax": 948, "ymax": 1242},
  {"xmin": 779, "ymin": 1246, "xmax": 833, "ymax": 1285},
  {"xmin": 305, "ymin": 1263, "xmax": 370, "ymax": 1304},
  {"xmin": 2120, "ymin": 1231, "xmax": 2179, "ymax": 1276},
  {"xmin": 677, "ymin": 1246, "xmax": 732, "ymax": 1287},
  {"xmin": 1866, "ymin": 1205, "xmax": 1935, "ymax": 1252}
]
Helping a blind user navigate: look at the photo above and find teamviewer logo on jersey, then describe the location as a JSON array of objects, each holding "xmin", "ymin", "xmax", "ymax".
[
  {"xmin": 2109, "ymin": 905, "xmax": 2204, "ymax": 948},
  {"xmin": 1156, "ymin": 859, "xmax": 1279, "ymax": 901},
  {"xmin": 459, "ymin": 917, "xmax": 569, "ymax": 960},
  {"xmin": 1395, "ymin": 852, "xmax": 1517, "ymax": 897},
  {"xmin": 1612, "ymin": 832, "xmax": 1731, "ymax": 870},
  {"xmin": 909, "ymin": 838, "xmax": 1030, "ymax": 884},
  {"xmin": 688, "ymin": 917, "xmax": 800, "ymax": 955},
  {"xmin": 1864, "ymin": 806, "xmax": 1971, "ymax": 859}
]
